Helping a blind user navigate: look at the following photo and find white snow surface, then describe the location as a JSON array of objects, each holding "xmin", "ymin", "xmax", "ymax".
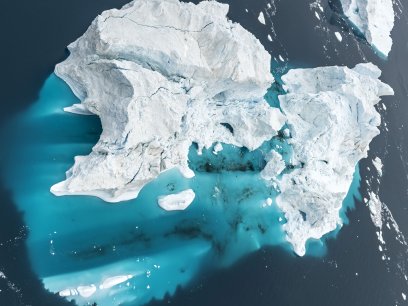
[
  {"xmin": 157, "ymin": 189, "xmax": 196, "ymax": 211},
  {"xmin": 277, "ymin": 63, "xmax": 393, "ymax": 256},
  {"xmin": 340, "ymin": 0, "xmax": 394, "ymax": 56},
  {"xmin": 51, "ymin": 0, "xmax": 285, "ymax": 202}
]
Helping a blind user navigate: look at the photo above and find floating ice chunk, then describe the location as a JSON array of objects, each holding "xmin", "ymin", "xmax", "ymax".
[
  {"xmin": 261, "ymin": 151, "xmax": 285, "ymax": 181},
  {"xmin": 158, "ymin": 189, "xmax": 196, "ymax": 211},
  {"xmin": 59, "ymin": 288, "xmax": 79, "ymax": 297},
  {"xmin": 100, "ymin": 275, "xmax": 133, "ymax": 290},
  {"xmin": 258, "ymin": 11, "xmax": 266, "ymax": 25},
  {"xmin": 315, "ymin": 11, "xmax": 320, "ymax": 20},
  {"xmin": 368, "ymin": 191, "xmax": 383, "ymax": 228},
  {"xmin": 334, "ymin": 31, "xmax": 343, "ymax": 42},
  {"xmin": 213, "ymin": 143, "xmax": 223, "ymax": 155},
  {"xmin": 276, "ymin": 63, "xmax": 393, "ymax": 256},
  {"xmin": 339, "ymin": 0, "xmax": 394, "ymax": 56},
  {"xmin": 77, "ymin": 285, "xmax": 97, "ymax": 298},
  {"xmin": 50, "ymin": 0, "xmax": 285, "ymax": 203},
  {"xmin": 372, "ymin": 157, "xmax": 383, "ymax": 176},
  {"xmin": 59, "ymin": 289, "xmax": 72, "ymax": 297},
  {"xmin": 403, "ymin": 293, "xmax": 407, "ymax": 301},
  {"xmin": 267, "ymin": 34, "xmax": 272, "ymax": 41}
]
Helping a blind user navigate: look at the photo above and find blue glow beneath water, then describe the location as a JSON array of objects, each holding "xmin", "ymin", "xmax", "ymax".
[{"xmin": 1, "ymin": 74, "xmax": 362, "ymax": 306}]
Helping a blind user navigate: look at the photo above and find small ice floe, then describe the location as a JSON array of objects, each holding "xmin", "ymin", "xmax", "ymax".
[
  {"xmin": 260, "ymin": 151, "xmax": 285, "ymax": 181},
  {"xmin": 262, "ymin": 198, "xmax": 273, "ymax": 208},
  {"xmin": 213, "ymin": 142, "xmax": 223, "ymax": 155},
  {"xmin": 368, "ymin": 192, "xmax": 383, "ymax": 229},
  {"xmin": 77, "ymin": 285, "xmax": 97, "ymax": 298},
  {"xmin": 258, "ymin": 12, "xmax": 266, "ymax": 25},
  {"xmin": 372, "ymin": 157, "xmax": 383, "ymax": 177},
  {"xmin": 334, "ymin": 32, "xmax": 343, "ymax": 42},
  {"xmin": 267, "ymin": 34, "xmax": 272, "ymax": 42},
  {"xmin": 100, "ymin": 275, "xmax": 133, "ymax": 289},
  {"xmin": 402, "ymin": 292, "xmax": 406, "ymax": 301},
  {"xmin": 59, "ymin": 288, "xmax": 78, "ymax": 297},
  {"xmin": 157, "ymin": 189, "xmax": 196, "ymax": 211},
  {"xmin": 315, "ymin": 11, "xmax": 320, "ymax": 20}
]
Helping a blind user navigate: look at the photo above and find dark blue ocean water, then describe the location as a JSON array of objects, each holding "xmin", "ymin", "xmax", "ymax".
[{"xmin": 1, "ymin": 0, "xmax": 408, "ymax": 305}]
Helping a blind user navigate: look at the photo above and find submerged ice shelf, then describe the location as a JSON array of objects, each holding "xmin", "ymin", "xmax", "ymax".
[{"xmin": 0, "ymin": 0, "xmax": 395, "ymax": 305}]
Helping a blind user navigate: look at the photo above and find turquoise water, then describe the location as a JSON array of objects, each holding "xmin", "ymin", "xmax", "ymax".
[{"xmin": 0, "ymin": 74, "xmax": 361, "ymax": 306}]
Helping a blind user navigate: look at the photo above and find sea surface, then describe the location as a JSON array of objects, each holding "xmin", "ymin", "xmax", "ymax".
[{"xmin": 1, "ymin": 0, "xmax": 408, "ymax": 305}]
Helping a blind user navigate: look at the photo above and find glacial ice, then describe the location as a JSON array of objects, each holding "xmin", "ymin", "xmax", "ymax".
[
  {"xmin": 48, "ymin": 0, "xmax": 395, "ymax": 259},
  {"xmin": 334, "ymin": 31, "xmax": 343, "ymax": 42},
  {"xmin": 339, "ymin": 0, "xmax": 394, "ymax": 56},
  {"xmin": 276, "ymin": 63, "xmax": 393, "ymax": 256},
  {"xmin": 157, "ymin": 189, "xmax": 195, "ymax": 211},
  {"xmin": 51, "ymin": 0, "xmax": 285, "ymax": 203},
  {"xmin": 372, "ymin": 156, "xmax": 383, "ymax": 176},
  {"xmin": 260, "ymin": 151, "xmax": 285, "ymax": 181},
  {"xmin": 258, "ymin": 11, "xmax": 266, "ymax": 25}
]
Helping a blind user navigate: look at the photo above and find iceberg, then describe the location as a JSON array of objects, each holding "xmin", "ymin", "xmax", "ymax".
[
  {"xmin": 276, "ymin": 63, "xmax": 394, "ymax": 256},
  {"xmin": 0, "ymin": 1, "xmax": 396, "ymax": 305},
  {"xmin": 157, "ymin": 189, "xmax": 195, "ymax": 211},
  {"xmin": 47, "ymin": 0, "xmax": 395, "ymax": 258},
  {"xmin": 50, "ymin": 0, "xmax": 285, "ymax": 203},
  {"xmin": 339, "ymin": 0, "xmax": 394, "ymax": 56}
]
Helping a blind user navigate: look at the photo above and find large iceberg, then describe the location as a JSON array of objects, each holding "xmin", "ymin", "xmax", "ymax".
[
  {"xmin": 339, "ymin": 0, "xmax": 394, "ymax": 56},
  {"xmin": 50, "ymin": 0, "xmax": 285, "ymax": 202},
  {"xmin": 49, "ymin": 0, "xmax": 394, "ymax": 259},
  {"xmin": 275, "ymin": 63, "xmax": 394, "ymax": 255}
]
